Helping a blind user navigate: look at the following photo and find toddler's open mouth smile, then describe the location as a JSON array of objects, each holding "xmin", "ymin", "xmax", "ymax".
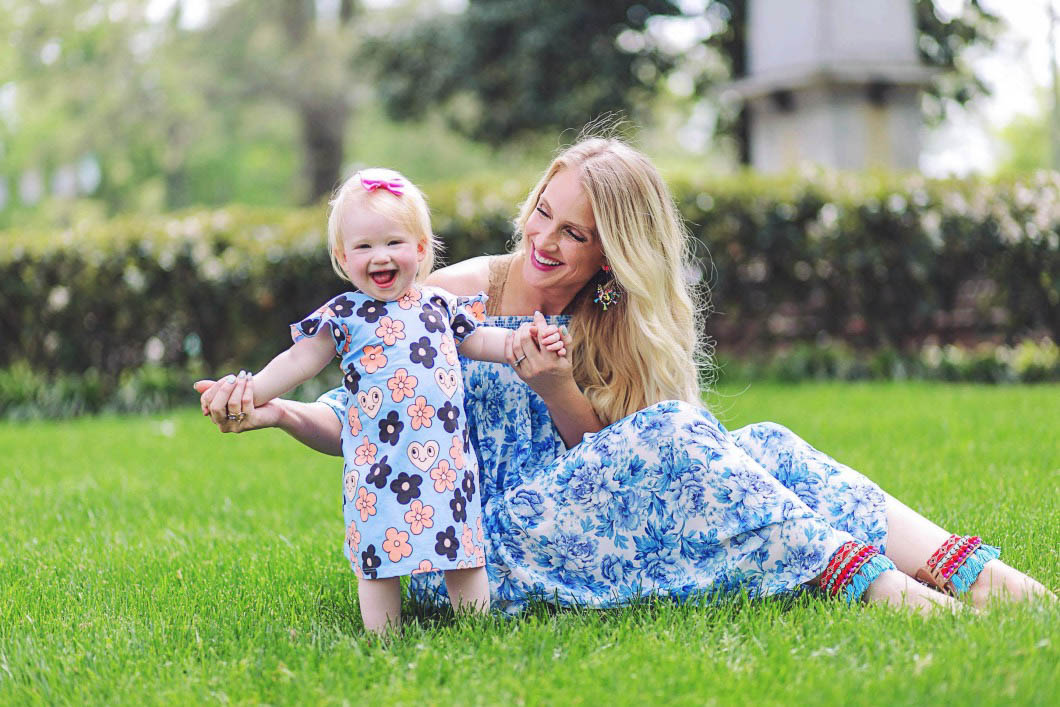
[{"xmin": 370, "ymin": 269, "xmax": 398, "ymax": 287}]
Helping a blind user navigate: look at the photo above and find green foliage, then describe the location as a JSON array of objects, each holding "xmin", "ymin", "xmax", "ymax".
[
  {"xmin": 718, "ymin": 338, "xmax": 1060, "ymax": 384},
  {"xmin": 1, "ymin": 386, "xmax": 1057, "ymax": 702},
  {"xmin": 2, "ymin": 170, "xmax": 1057, "ymax": 415},
  {"xmin": 914, "ymin": 0, "xmax": 1002, "ymax": 122},
  {"xmin": 667, "ymin": 169, "xmax": 1060, "ymax": 347},
  {"xmin": 371, "ymin": 0, "xmax": 685, "ymax": 143}
]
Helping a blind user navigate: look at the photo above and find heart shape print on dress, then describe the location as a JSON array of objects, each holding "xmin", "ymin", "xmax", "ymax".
[
  {"xmin": 407, "ymin": 440, "xmax": 440, "ymax": 472},
  {"xmin": 434, "ymin": 368, "xmax": 459, "ymax": 398},
  {"xmin": 357, "ymin": 386, "xmax": 383, "ymax": 418},
  {"xmin": 343, "ymin": 469, "xmax": 359, "ymax": 502}
]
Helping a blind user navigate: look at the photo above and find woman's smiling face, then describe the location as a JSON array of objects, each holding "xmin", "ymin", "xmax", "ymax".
[{"xmin": 521, "ymin": 167, "xmax": 605, "ymax": 298}]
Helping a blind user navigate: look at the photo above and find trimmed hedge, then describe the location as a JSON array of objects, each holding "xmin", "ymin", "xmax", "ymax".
[{"xmin": 1, "ymin": 170, "xmax": 1057, "ymax": 398}]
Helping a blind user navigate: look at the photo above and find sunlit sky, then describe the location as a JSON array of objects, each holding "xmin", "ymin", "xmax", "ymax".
[
  {"xmin": 128, "ymin": 0, "xmax": 1060, "ymax": 176},
  {"xmin": 923, "ymin": 0, "xmax": 1052, "ymax": 174}
]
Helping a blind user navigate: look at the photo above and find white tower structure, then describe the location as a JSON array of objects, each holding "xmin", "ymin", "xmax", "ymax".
[{"xmin": 730, "ymin": 0, "xmax": 935, "ymax": 172}]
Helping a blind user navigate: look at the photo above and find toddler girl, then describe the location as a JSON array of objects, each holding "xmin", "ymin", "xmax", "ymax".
[{"xmin": 246, "ymin": 168, "xmax": 566, "ymax": 634}]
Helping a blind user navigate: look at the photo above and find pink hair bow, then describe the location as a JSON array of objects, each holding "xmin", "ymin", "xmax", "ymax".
[{"xmin": 359, "ymin": 173, "xmax": 406, "ymax": 196}]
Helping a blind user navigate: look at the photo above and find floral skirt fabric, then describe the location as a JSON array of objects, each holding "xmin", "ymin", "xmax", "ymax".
[{"xmin": 322, "ymin": 315, "xmax": 889, "ymax": 613}]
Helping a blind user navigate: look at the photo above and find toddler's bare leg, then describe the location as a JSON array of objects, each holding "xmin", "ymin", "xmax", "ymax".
[
  {"xmin": 358, "ymin": 577, "xmax": 402, "ymax": 635},
  {"xmin": 444, "ymin": 567, "xmax": 490, "ymax": 615}
]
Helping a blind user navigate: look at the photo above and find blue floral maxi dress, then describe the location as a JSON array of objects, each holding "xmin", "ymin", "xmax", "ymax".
[
  {"xmin": 295, "ymin": 287, "xmax": 489, "ymax": 581},
  {"xmin": 320, "ymin": 315, "xmax": 888, "ymax": 612}
]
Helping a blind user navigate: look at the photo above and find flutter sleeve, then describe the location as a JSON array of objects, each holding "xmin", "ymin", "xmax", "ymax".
[
  {"xmin": 317, "ymin": 387, "xmax": 349, "ymax": 423},
  {"xmin": 446, "ymin": 291, "xmax": 489, "ymax": 345},
  {"xmin": 289, "ymin": 293, "xmax": 358, "ymax": 356}
]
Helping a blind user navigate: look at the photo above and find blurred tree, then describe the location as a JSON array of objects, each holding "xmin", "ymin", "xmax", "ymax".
[
  {"xmin": 374, "ymin": 0, "xmax": 1001, "ymax": 147},
  {"xmin": 912, "ymin": 0, "xmax": 1003, "ymax": 123},
  {"xmin": 191, "ymin": 0, "xmax": 361, "ymax": 203},
  {"xmin": 3, "ymin": 0, "xmax": 359, "ymax": 219},
  {"xmin": 995, "ymin": 96, "xmax": 1050, "ymax": 173},
  {"xmin": 371, "ymin": 0, "xmax": 687, "ymax": 144}
]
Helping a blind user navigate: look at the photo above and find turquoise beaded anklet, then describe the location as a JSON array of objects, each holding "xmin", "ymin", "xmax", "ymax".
[
  {"xmin": 820, "ymin": 541, "xmax": 897, "ymax": 605},
  {"xmin": 915, "ymin": 534, "xmax": 1001, "ymax": 596}
]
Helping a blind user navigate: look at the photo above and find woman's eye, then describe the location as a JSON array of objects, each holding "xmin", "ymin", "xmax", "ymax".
[
  {"xmin": 536, "ymin": 205, "xmax": 549, "ymax": 218},
  {"xmin": 566, "ymin": 228, "xmax": 586, "ymax": 243}
]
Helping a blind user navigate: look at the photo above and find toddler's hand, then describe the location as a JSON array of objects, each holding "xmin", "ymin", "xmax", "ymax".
[{"xmin": 537, "ymin": 323, "xmax": 569, "ymax": 357}]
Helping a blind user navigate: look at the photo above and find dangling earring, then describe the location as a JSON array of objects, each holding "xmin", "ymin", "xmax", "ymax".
[{"xmin": 594, "ymin": 264, "xmax": 621, "ymax": 311}]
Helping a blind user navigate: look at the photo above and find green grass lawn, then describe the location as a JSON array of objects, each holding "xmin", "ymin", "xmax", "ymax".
[{"xmin": 1, "ymin": 383, "xmax": 1057, "ymax": 705}]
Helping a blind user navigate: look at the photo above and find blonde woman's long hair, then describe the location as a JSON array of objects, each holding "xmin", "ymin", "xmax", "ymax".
[{"xmin": 512, "ymin": 137, "xmax": 710, "ymax": 424}]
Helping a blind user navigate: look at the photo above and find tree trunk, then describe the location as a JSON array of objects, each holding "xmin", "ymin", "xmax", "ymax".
[{"xmin": 299, "ymin": 99, "xmax": 349, "ymax": 204}]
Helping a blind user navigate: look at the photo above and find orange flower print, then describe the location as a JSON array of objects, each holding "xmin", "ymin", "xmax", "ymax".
[
  {"xmin": 476, "ymin": 516, "xmax": 484, "ymax": 544},
  {"xmin": 336, "ymin": 322, "xmax": 351, "ymax": 354},
  {"xmin": 462, "ymin": 523, "xmax": 475, "ymax": 557},
  {"xmin": 386, "ymin": 368, "xmax": 418, "ymax": 403},
  {"xmin": 382, "ymin": 527, "xmax": 413, "ymax": 562},
  {"xmin": 450, "ymin": 436, "xmax": 465, "ymax": 470},
  {"xmin": 412, "ymin": 559, "xmax": 435, "ymax": 575},
  {"xmin": 355, "ymin": 486, "xmax": 377, "ymax": 522},
  {"xmin": 354, "ymin": 437, "xmax": 377, "ymax": 466},
  {"xmin": 397, "ymin": 288, "xmax": 421, "ymax": 310},
  {"xmin": 474, "ymin": 547, "xmax": 485, "ymax": 567},
  {"xmin": 347, "ymin": 406, "xmax": 362, "ymax": 437},
  {"xmin": 403, "ymin": 500, "xmax": 435, "ymax": 535},
  {"xmin": 430, "ymin": 460, "xmax": 457, "ymax": 493},
  {"xmin": 469, "ymin": 299, "xmax": 486, "ymax": 322},
  {"xmin": 457, "ymin": 560, "xmax": 470, "ymax": 569},
  {"xmin": 360, "ymin": 345, "xmax": 387, "ymax": 374},
  {"xmin": 375, "ymin": 316, "xmax": 406, "ymax": 346},
  {"xmin": 440, "ymin": 335, "xmax": 459, "ymax": 366},
  {"xmin": 407, "ymin": 395, "xmax": 435, "ymax": 430},
  {"xmin": 345, "ymin": 521, "xmax": 361, "ymax": 552}
]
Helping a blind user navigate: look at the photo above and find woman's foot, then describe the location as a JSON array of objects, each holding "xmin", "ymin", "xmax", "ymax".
[
  {"xmin": 863, "ymin": 569, "xmax": 964, "ymax": 615},
  {"xmin": 967, "ymin": 560, "xmax": 1056, "ymax": 609}
]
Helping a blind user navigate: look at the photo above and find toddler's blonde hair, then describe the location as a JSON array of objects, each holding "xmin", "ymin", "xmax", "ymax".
[{"xmin": 327, "ymin": 168, "xmax": 439, "ymax": 283}]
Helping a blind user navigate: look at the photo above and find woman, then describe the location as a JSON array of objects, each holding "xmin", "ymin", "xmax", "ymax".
[{"xmin": 197, "ymin": 136, "xmax": 1051, "ymax": 615}]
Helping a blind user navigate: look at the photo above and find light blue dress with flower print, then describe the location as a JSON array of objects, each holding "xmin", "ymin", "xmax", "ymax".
[
  {"xmin": 319, "ymin": 315, "xmax": 888, "ymax": 613},
  {"xmin": 295, "ymin": 286, "xmax": 489, "ymax": 581}
]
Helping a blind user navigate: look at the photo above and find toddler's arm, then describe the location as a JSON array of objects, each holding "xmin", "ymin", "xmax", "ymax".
[
  {"xmin": 458, "ymin": 325, "xmax": 568, "ymax": 362},
  {"xmin": 252, "ymin": 333, "xmax": 335, "ymax": 405},
  {"xmin": 456, "ymin": 326, "xmax": 514, "ymax": 363}
]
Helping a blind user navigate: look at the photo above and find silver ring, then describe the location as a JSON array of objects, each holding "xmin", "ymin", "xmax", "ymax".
[{"xmin": 514, "ymin": 355, "xmax": 526, "ymax": 367}]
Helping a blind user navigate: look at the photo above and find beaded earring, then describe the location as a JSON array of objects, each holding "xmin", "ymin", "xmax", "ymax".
[{"xmin": 593, "ymin": 264, "xmax": 621, "ymax": 311}]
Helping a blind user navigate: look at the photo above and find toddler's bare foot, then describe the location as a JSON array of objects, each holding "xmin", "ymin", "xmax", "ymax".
[{"xmin": 968, "ymin": 559, "xmax": 1056, "ymax": 609}]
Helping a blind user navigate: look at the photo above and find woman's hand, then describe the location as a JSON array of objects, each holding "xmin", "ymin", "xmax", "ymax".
[
  {"xmin": 505, "ymin": 311, "xmax": 576, "ymax": 401},
  {"xmin": 194, "ymin": 373, "xmax": 283, "ymax": 433}
]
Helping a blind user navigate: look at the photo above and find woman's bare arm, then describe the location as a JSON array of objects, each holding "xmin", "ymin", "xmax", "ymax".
[{"xmin": 195, "ymin": 377, "xmax": 343, "ymax": 456}]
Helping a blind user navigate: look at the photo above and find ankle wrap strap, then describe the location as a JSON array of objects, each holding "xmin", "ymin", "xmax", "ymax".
[
  {"xmin": 915, "ymin": 534, "xmax": 1001, "ymax": 595},
  {"xmin": 820, "ymin": 541, "xmax": 896, "ymax": 604}
]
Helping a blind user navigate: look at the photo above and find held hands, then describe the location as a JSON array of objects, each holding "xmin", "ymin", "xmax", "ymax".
[
  {"xmin": 504, "ymin": 311, "xmax": 575, "ymax": 399},
  {"xmin": 194, "ymin": 372, "xmax": 282, "ymax": 433}
]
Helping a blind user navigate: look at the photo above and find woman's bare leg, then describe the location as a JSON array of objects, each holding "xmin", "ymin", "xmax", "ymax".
[
  {"xmin": 884, "ymin": 493, "xmax": 1054, "ymax": 607},
  {"xmin": 444, "ymin": 567, "xmax": 490, "ymax": 615},
  {"xmin": 861, "ymin": 569, "xmax": 962, "ymax": 614},
  {"xmin": 358, "ymin": 577, "xmax": 402, "ymax": 635}
]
